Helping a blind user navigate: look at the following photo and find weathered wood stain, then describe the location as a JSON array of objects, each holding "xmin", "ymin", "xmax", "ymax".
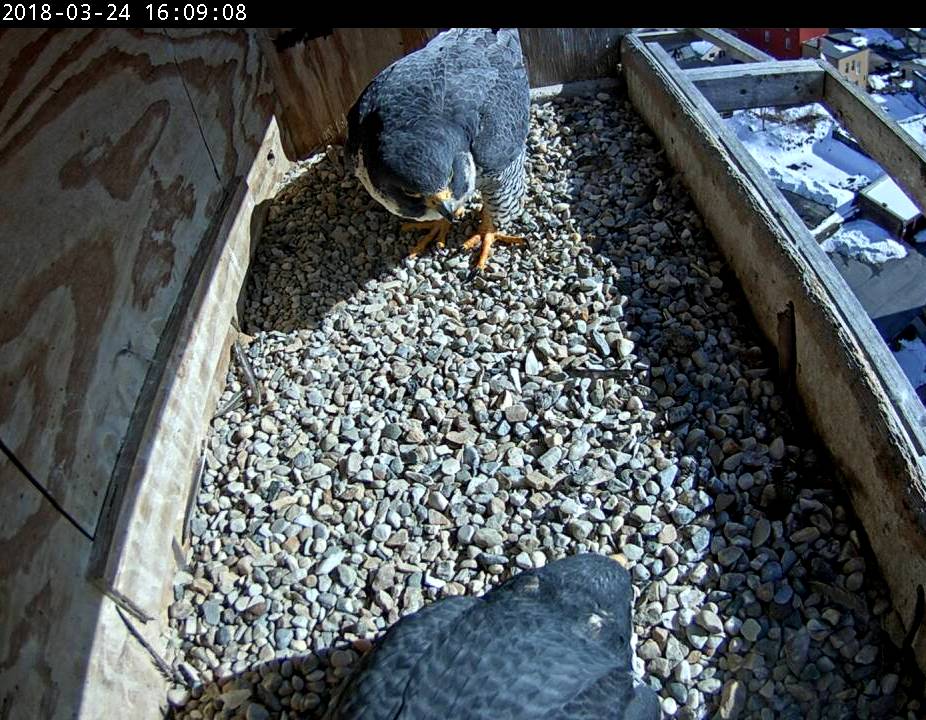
[
  {"xmin": 0, "ymin": 28, "xmax": 280, "ymax": 718},
  {"xmin": 0, "ymin": 30, "xmax": 225, "ymax": 533}
]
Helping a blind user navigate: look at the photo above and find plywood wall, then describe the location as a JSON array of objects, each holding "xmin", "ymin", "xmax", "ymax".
[
  {"xmin": 256, "ymin": 27, "xmax": 440, "ymax": 158},
  {"xmin": 0, "ymin": 29, "xmax": 273, "ymax": 534},
  {"xmin": 0, "ymin": 27, "xmax": 280, "ymax": 719},
  {"xmin": 520, "ymin": 27, "xmax": 629, "ymax": 87}
]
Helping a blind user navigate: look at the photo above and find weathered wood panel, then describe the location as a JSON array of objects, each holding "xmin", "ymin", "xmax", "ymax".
[
  {"xmin": 164, "ymin": 29, "xmax": 278, "ymax": 181},
  {"xmin": 0, "ymin": 470, "xmax": 99, "ymax": 720},
  {"xmin": 93, "ymin": 119, "xmax": 293, "ymax": 620},
  {"xmin": 0, "ymin": 27, "xmax": 287, "ymax": 719},
  {"xmin": 821, "ymin": 62, "xmax": 926, "ymax": 217},
  {"xmin": 0, "ymin": 469, "xmax": 168, "ymax": 720},
  {"xmin": 624, "ymin": 34, "xmax": 926, "ymax": 671},
  {"xmin": 87, "ymin": 28, "xmax": 283, "ymax": 618},
  {"xmin": 0, "ymin": 29, "xmax": 230, "ymax": 532},
  {"xmin": 635, "ymin": 30, "xmax": 692, "ymax": 43},
  {"xmin": 519, "ymin": 28, "xmax": 629, "ymax": 87},
  {"xmin": 686, "ymin": 60, "xmax": 824, "ymax": 112},
  {"xmin": 257, "ymin": 27, "xmax": 439, "ymax": 159}
]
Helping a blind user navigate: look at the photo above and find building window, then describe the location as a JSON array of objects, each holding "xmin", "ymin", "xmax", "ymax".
[
  {"xmin": 764, "ymin": 30, "xmax": 771, "ymax": 44},
  {"xmin": 785, "ymin": 37, "xmax": 791, "ymax": 50}
]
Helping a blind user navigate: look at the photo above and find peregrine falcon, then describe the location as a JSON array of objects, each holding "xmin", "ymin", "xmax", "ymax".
[
  {"xmin": 346, "ymin": 28, "xmax": 531, "ymax": 270},
  {"xmin": 324, "ymin": 553, "xmax": 660, "ymax": 719}
]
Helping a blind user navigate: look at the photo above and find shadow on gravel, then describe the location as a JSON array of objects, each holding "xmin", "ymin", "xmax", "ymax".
[
  {"xmin": 164, "ymin": 637, "xmax": 368, "ymax": 719},
  {"xmin": 171, "ymin": 93, "xmax": 925, "ymax": 720},
  {"xmin": 242, "ymin": 151, "xmax": 495, "ymax": 336}
]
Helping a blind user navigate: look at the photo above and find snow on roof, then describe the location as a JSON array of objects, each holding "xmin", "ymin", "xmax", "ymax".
[
  {"xmin": 851, "ymin": 36, "xmax": 869, "ymax": 48},
  {"xmin": 811, "ymin": 36, "xmax": 862, "ymax": 59},
  {"xmin": 869, "ymin": 75, "xmax": 888, "ymax": 91},
  {"xmin": 862, "ymin": 175, "xmax": 922, "ymax": 221},
  {"xmin": 811, "ymin": 210, "xmax": 848, "ymax": 237},
  {"xmin": 726, "ymin": 104, "xmax": 885, "ymax": 210},
  {"xmin": 813, "ymin": 133, "xmax": 884, "ymax": 180},
  {"xmin": 899, "ymin": 115, "xmax": 926, "ymax": 148},
  {"xmin": 820, "ymin": 219, "xmax": 908, "ymax": 264},
  {"xmin": 871, "ymin": 92, "xmax": 926, "ymax": 121},
  {"xmin": 690, "ymin": 40, "xmax": 718, "ymax": 56},
  {"xmin": 850, "ymin": 27, "xmax": 907, "ymax": 50},
  {"xmin": 915, "ymin": 227, "xmax": 926, "ymax": 244},
  {"xmin": 893, "ymin": 336, "xmax": 926, "ymax": 389}
]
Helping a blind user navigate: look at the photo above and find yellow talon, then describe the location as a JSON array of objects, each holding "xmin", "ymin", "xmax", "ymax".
[{"xmin": 463, "ymin": 208, "xmax": 524, "ymax": 270}]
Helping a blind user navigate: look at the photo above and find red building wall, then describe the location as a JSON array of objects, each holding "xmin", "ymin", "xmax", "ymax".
[{"xmin": 729, "ymin": 28, "xmax": 828, "ymax": 60}]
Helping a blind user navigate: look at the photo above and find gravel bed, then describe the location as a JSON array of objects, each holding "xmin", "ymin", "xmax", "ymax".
[{"xmin": 165, "ymin": 91, "xmax": 925, "ymax": 720}]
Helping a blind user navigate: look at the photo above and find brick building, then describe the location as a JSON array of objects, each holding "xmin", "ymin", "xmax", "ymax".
[{"xmin": 728, "ymin": 28, "xmax": 828, "ymax": 59}]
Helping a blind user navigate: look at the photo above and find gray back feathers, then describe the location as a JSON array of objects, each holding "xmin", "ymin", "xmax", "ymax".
[
  {"xmin": 325, "ymin": 554, "xmax": 660, "ymax": 720},
  {"xmin": 346, "ymin": 28, "xmax": 530, "ymax": 182}
]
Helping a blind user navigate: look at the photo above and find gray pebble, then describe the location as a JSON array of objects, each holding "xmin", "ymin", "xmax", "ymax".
[{"xmin": 473, "ymin": 528, "xmax": 505, "ymax": 549}]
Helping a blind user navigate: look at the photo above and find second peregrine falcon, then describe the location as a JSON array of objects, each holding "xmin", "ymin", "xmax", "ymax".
[
  {"xmin": 323, "ymin": 553, "xmax": 660, "ymax": 719},
  {"xmin": 346, "ymin": 28, "xmax": 531, "ymax": 270}
]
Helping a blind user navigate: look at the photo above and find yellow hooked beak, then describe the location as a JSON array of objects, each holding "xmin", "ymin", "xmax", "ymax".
[{"xmin": 426, "ymin": 188, "xmax": 462, "ymax": 221}]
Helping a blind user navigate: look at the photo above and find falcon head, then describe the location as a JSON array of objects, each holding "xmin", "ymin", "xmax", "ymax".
[{"xmin": 352, "ymin": 116, "xmax": 476, "ymax": 222}]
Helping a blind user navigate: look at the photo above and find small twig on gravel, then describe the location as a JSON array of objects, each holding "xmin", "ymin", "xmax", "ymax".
[
  {"xmin": 690, "ymin": 262, "xmax": 712, "ymax": 279},
  {"xmin": 214, "ymin": 389, "xmax": 245, "ymax": 418},
  {"xmin": 233, "ymin": 340, "xmax": 262, "ymax": 407},
  {"xmin": 566, "ymin": 367, "xmax": 632, "ymax": 380},
  {"xmin": 182, "ymin": 448, "xmax": 206, "ymax": 547}
]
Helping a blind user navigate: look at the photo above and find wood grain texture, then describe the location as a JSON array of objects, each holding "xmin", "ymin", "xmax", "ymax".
[
  {"xmin": 164, "ymin": 29, "xmax": 277, "ymax": 182},
  {"xmin": 0, "ymin": 27, "xmax": 283, "ymax": 717},
  {"xmin": 0, "ymin": 470, "xmax": 167, "ymax": 720},
  {"xmin": 0, "ymin": 470, "xmax": 98, "ymax": 719},
  {"xmin": 0, "ymin": 29, "xmax": 230, "ymax": 532},
  {"xmin": 87, "ymin": 28, "xmax": 282, "ymax": 618},
  {"xmin": 96, "ymin": 119, "xmax": 292, "ymax": 619},
  {"xmin": 520, "ymin": 28, "xmax": 629, "ymax": 87},
  {"xmin": 624, "ymin": 34, "xmax": 926, "ymax": 671}
]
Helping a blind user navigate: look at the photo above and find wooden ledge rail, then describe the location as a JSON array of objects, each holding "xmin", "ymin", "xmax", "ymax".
[
  {"xmin": 685, "ymin": 60, "xmax": 825, "ymax": 112},
  {"xmin": 622, "ymin": 31, "xmax": 926, "ymax": 672}
]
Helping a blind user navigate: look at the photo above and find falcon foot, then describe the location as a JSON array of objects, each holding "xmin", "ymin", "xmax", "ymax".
[
  {"xmin": 463, "ymin": 226, "xmax": 524, "ymax": 270},
  {"xmin": 402, "ymin": 219, "xmax": 451, "ymax": 258},
  {"xmin": 463, "ymin": 207, "xmax": 525, "ymax": 271}
]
